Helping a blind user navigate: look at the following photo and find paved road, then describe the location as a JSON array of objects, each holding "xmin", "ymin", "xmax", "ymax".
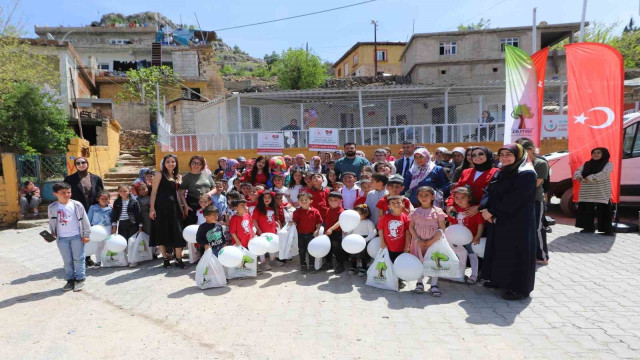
[{"xmin": 1, "ymin": 224, "xmax": 639, "ymax": 359}]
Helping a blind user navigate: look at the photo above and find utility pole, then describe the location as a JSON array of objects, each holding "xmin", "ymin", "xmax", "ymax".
[
  {"xmin": 579, "ymin": 0, "xmax": 588, "ymax": 42},
  {"xmin": 371, "ymin": 20, "xmax": 378, "ymax": 76},
  {"xmin": 532, "ymin": 7, "xmax": 537, "ymax": 53}
]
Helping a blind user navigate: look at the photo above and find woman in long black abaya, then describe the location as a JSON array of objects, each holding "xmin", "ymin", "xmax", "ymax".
[{"xmin": 480, "ymin": 143, "xmax": 537, "ymax": 300}]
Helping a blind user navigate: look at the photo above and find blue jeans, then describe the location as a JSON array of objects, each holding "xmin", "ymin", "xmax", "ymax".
[
  {"xmin": 57, "ymin": 235, "xmax": 86, "ymax": 281},
  {"xmin": 463, "ymin": 243, "xmax": 474, "ymax": 254}
]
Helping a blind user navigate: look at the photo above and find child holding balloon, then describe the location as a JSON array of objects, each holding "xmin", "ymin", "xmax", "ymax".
[
  {"xmin": 377, "ymin": 195, "xmax": 412, "ymax": 289},
  {"xmin": 290, "ymin": 192, "xmax": 323, "ymax": 274},
  {"xmin": 408, "ymin": 186, "xmax": 446, "ymax": 296},
  {"xmin": 346, "ymin": 204, "xmax": 376, "ymax": 276},
  {"xmin": 196, "ymin": 206, "xmax": 225, "ymax": 256},
  {"xmin": 324, "ymin": 192, "xmax": 346, "ymax": 273},
  {"xmin": 87, "ymin": 190, "xmax": 112, "ymax": 267},
  {"xmin": 447, "ymin": 187, "xmax": 484, "ymax": 285}
]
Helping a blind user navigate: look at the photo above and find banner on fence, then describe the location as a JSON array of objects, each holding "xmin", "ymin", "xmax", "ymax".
[
  {"xmin": 308, "ymin": 128, "xmax": 339, "ymax": 152},
  {"xmin": 257, "ymin": 132, "xmax": 284, "ymax": 155},
  {"xmin": 541, "ymin": 115, "xmax": 568, "ymax": 139}
]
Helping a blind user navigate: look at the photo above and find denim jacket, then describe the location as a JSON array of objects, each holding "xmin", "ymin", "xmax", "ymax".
[{"xmin": 87, "ymin": 204, "xmax": 112, "ymax": 226}]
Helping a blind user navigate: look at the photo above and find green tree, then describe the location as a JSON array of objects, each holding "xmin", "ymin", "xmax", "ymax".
[
  {"xmin": 272, "ymin": 48, "xmax": 327, "ymax": 90},
  {"xmin": 0, "ymin": 82, "xmax": 75, "ymax": 154},
  {"xmin": 376, "ymin": 262, "xmax": 387, "ymax": 278},
  {"xmin": 550, "ymin": 21, "xmax": 619, "ymax": 50},
  {"xmin": 220, "ymin": 64, "xmax": 235, "ymax": 76},
  {"xmin": 611, "ymin": 30, "xmax": 640, "ymax": 68},
  {"xmin": 623, "ymin": 17, "xmax": 638, "ymax": 33},
  {"xmin": 457, "ymin": 18, "xmax": 491, "ymax": 31},
  {"xmin": 431, "ymin": 252, "xmax": 449, "ymax": 269},
  {"xmin": 323, "ymin": 61, "xmax": 334, "ymax": 78},
  {"xmin": 252, "ymin": 65, "xmax": 271, "ymax": 79},
  {"xmin": 114, "ymin": 66, "xmax": 181, "ymax": 110},
  {"xmin": 264, "ymin": 51, "xmax": 281, "ymax": 70}
]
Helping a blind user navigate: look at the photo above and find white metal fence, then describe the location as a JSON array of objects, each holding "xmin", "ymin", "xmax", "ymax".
[{"xmin": 158, "ymin": 84, "xmax": 567, "ymax": 151}]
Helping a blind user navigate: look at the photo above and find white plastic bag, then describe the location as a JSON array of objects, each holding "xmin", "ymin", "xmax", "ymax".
[
  {"xmin": 100, "ymin": 243, "xmax": 129, "ymax": 267},
  {"xmin": 127, "ymin": 232, "xmax": 153, "ymax": 264},
  {"xmin": 224, "ymin": 246, "xmax": 257, "ymax": 279},
  {"xmin": 187, "ymin": 242, "xmax": 202, "ymax": 264},
  {"xmin": 278, "ymin": 224, "xmax": 299, "ymax": 260},
  {"xmin": 366, "ymin": 248, "xmax": 399, "ymax": 292},
  {"xmin": 195, "ymin": 248, "xmax": 227, "ymax": 289},
  {"xmin": 423, "ymin": 231, "xmax": 461, "ymax": 279}
]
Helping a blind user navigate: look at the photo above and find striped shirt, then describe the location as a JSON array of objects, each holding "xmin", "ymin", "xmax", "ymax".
[
  {"xmin": 574, "ymin": 162, "xmax": 613, "ymax": 204},
  {"xmin": 119, "ymin": 200, "xmax": 130, "ymax": 221}
]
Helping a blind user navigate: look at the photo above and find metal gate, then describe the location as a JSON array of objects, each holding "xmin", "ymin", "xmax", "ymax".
[{"xmin": 16, "ymin": 154, "xmax": 67, "ymax": 202}]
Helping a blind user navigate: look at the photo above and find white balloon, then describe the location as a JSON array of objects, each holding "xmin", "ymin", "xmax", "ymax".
[
  {"xmin": 342, "ymin": 234, "xmax": 366, "ymax": 254},
  {"xmin": 89, "ymin": 225, "xmax": 108, "ymax": 242},
  {"xmin": 339, "ymin": 210, "xmax": 361, "ymax": 232},
  {"xmin": 248, "ymin": 236, "xmax": 269, "ymax": 256},
  {"xmin": 261, "ymin": 232, "xmax": 280, "ymax": 253},
  {"xmin": 392, "ymin": 253, "xmax": 424, "ymax": 281},
  {"xmin": 182, "ymin": 225, "xmax": 199, "ymax": 244},
  {"xmin": 105, "ymin": 234, "xmax": 127, "ymax": 252},
  {"xmin": 308, "ymin": 235, "xmax": 331, "ymax": 258},
  {"xmin": 84, "ymin": 241, "xmax": 99, "ymax": 256},
  {"xmin": 218, "ymin": 246, "xmax": 243, "ymax": 267},
  {"xmin": 367, "ymin": 237, "xmax": 382, "ymax": 258},
  {"xmin": 445, "ymin": 224, "xmax": 473, "ymax": 246},
  {"xmin": 471, "ymin": 237, "xmax": 486, "ymax": 258}
]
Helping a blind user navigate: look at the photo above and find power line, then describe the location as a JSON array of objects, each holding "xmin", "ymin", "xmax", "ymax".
[
  {"xmin": 455, "ymin": 0, "xmax": 508, "ymax": 29},
  {"xmin": 213, "ymin": 0, "xmax": 377, "ymax": 31}
]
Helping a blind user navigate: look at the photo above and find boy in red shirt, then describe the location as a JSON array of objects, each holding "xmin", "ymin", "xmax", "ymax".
[
  {"xmin": 302, "ymin": 173, "xmax": 330, "ymax": 218},
  {"xmin": 324, "ymin": 192, "xmax": 346, "ymax": 273},
  {"xmin": 291, "ymin": 192, "xmax": 322, "ymax": 274},
  {"xmin": 377, "ymin": 175, "xmax": 411, "ymax": 220},
  {"xmin": 377, "ymin": 195, "xmax": 411, "ymax": 288},
  {"xmin": 229, "ymin": 199, "xmax": 254, "ymax": 248}
]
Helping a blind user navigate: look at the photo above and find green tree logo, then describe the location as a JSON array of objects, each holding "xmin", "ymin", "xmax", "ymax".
[
  {"xmin": 376, "ymin": 262, "xmax": 387, "ymax": 278},
  {"xmin": 240, "ymin": 255, "xmax": 254, "ymax": 269},
  {"xmin": 106, "ymin": 251, "xmax": 118, "ymax": 261},
  {"xmin": 431, "ymin": 252, "xmax": 449, "ymax": 269},
  {"xmin": 511, "ymin": 104, "xmax": 533, "ymax": 130}
]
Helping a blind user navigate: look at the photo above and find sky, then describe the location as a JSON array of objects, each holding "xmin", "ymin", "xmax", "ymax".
[{"xmin": 15, "ymin": 0, "xmax": 637, "ymax": 63}]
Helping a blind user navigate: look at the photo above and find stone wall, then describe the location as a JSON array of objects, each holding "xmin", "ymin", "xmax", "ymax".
[
  {"xmin": 120, "ymin": 129, "xmax": 153, "ymax": 151},
  {"xmin": 113, "ymin": 102, "xmax": 151, "ymax": 131}
]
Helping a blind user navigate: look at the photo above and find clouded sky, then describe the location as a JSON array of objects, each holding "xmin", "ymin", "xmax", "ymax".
[{"xmin": 17, "ymin": 0, "xmax": 636, "ymax": 63}]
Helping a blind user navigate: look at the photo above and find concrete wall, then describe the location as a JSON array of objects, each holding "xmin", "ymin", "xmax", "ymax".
[
  {"xmin": 155, "ymin": 138, "xmax": 569, "ymax": 171},
  {"xmin": 172, "ymin": 50, "xmax": 199, "ymax": 78},
  {"xmin": 0, "ymin": 154, "xmax": 20, "ymax": 227},
  {"xmin": 66, "ymin": 120, "xmax": 121, "ymax": 178},
  {"xmin": 113, "ymin": 103, "xmax": 151, "ymax": 131},
  {"xmin": 335, "ymin": 44, "xmax": 406, "ymax": 78}
]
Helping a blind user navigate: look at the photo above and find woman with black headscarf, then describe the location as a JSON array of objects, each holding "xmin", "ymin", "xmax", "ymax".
[
  {"xmin": 446, "ymin": 146, "xmax": 498, "ymax": 217},
  {"xmin": 479, "ymin": 144, "xmax": 537, "ymax": 300},
  {"xmin": 451, "ymin": 146, "xmax": 474, "ymax": 183},
  {"xmin": 574, "ymin": 147, "xmax": 614, "ymax": 235},
  {"xmin": 64, "ymin": 156, "xmax": 104, "ymax": 267}
]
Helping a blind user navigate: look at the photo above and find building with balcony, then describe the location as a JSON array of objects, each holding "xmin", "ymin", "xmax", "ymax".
[{"xmin": 333, "ymin": 42, "xmax": 406, "ymax": 78}]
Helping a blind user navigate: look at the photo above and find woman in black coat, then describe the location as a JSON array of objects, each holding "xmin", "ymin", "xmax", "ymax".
[
  {"xmin": 479, "ymin": 144, "xmax": 537, "ymax": 300},
  {"xmin": 64, "ymin": 156, "xmax": 104, "ymax": 266}
]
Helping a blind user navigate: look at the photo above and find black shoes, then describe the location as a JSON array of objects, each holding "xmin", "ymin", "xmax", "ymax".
[
  {"xmin": 174, "ymin": 258, "xmax": 186, "ymax": 269},
  {"xmin": 63, "ymin": 280, "xmax": 75, "ymax": 292},
  {"xmin": 73, "ymin": 279, "xmax": 85, "ymax": 292},
  {"xmin": 162, "ymin": 258, "xmax": 171, "ymax": 268},
  {"xmin": 85, "ymin": 257, "xmax": 95, "ymax": 267}
]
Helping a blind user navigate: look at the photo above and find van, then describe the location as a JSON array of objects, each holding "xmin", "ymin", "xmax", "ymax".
[{"xmin": 545, "ymin": 112, "xmax": 640, "ymax": 216}]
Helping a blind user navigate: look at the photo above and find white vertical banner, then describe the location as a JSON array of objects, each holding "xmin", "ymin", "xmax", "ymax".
[
  {"xmin": 257, "ymin": 132, "xmax": 284, "ymax": 156},
  {"xmin": 504, "ymin": 45, "xmax": 540, "ymax": 145}
]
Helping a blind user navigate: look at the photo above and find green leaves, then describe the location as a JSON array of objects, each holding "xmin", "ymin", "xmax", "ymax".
[
  {"xmin": 114, "ymin": 66, "xmax": 181, "ymax": 111},
  {"xmin": 272, "ymin": 48, "xmax": 327, "ymax": 90},
  {"xmin": 0, "ymin": 82, "xmax": 74, "ymax": 154}
]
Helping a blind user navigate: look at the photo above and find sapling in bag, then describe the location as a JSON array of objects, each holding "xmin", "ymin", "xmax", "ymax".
[
  {"xmin": 366, "ymin": 248, "xmax": 399, "ymax": 292},
  {"xmin": 278, "ymin": 224, "xmax": 298, "ymax": 260},
  {"xmin": 224, "ymin": 246, "xmax": 257, "ymax": 279},
  {"xmin": 195, "ymin": 248, "xmax": 227, "ymax": 289},
  {"xmin": 127, "ymin": 232, "xmax": 153, "ymax": 264},
  {"xmin": 423, "ymin": 231, "xmax": 461, "ymax": 279}
]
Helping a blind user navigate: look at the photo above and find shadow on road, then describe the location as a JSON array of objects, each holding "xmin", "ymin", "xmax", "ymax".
[
  {"xmin": 0, "ymin": 288, "xmax": 65, "ymax": 309},
  {"xmin": 10, "ymin": 268, "xmax": 64, "ymax": 285},
  {"xmin": 167, "ymin": 285, "xmax": 231, "ymax": 298},
  {"xmin": 549, "ymin": 233, "xmax": 615, "ymax": 253}
]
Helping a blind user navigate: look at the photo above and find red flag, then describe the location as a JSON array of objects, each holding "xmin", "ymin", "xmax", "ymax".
[
  {"xmin": 566, "ymin": 43, "xmax": 624, "ymax": 203},
  {"xmin": 531, "ymin": 47, "xmax": 549, "ymax": 145}
]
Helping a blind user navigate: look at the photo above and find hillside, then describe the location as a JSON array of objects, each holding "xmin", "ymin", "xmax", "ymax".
[{"xmin": 213, "ymin": 41, "xmax": 264, "ymax": 72}]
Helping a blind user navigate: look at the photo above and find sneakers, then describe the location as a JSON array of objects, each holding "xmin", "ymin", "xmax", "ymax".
[
  {"xmin": 94, "ymin": 262, "xmax": 102, "ymax": 267},
  {"xmin": 414, "ymin": 282, "xmax": 425, "ymax": 293},
  {"xmin": 273, "ymin": 259, "xmax": 285, "ymax": 267},
  {"xmin": 85, "ymin": 257, "xmax": 95, "ymax": 267},
  {"xmin": 357, "ymin": 268, "xmax": 366, "ymax": 277},
  {"xmin": 348, "ymin": 267, "xmax": 356, "ymax": 275},
  {"xmin": 73, "ymin": 279, "xmax": 85, "ymax": 292},
  {"xmin": 398, "ymin": 280, "xmax": 406, "ymax": 290},
  {"xmin": 260, "ymin": 262, "xmax": 272, "ymax": 271},
  {"xmin": 63, "ymin": 280, "xmax": 75, "ymax": 292},
  {"xmin": 129, "ymin": 262, "xmax": 138, "ymax": 268}
]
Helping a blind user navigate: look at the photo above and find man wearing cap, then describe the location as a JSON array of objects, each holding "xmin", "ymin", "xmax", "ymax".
[{"xmin": 334, "ymin": 143, "xmax": 370, "ymax": 180}]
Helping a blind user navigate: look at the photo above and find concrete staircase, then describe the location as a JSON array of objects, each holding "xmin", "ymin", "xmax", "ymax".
[{"xmin": 103, "ymin": 150, "xmax": 147, "ymax": 200}]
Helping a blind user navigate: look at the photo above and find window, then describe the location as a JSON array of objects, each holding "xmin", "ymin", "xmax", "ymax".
[
  {"xmin": 109, "ymin": 39, "xmax": 128, "ymax": 45},
  {"xmin": 353, "ymin": 54, "xmax": 358, "ymax": 65},
  {"xmin": 99, "ymin": 64, "xmax": 109, "ymax": 70},
  {"xmin": 376, "ymin": 50, "xmax": 387, "ymax": 61},
  {"xmin": 344, "ymin": 63, "xmax": 349, "ymax": 77},
  {"xmin": 440, "ymin": 70, "xmax": 447, "ymax": 75},
  {"xmin": 182, "ymin": 87, "xmax": 201, "ymax": 100},
  {"xmin": 439, "ymin": 42, "xmax": 457, "ymax": 55},
  {"xmin": 251, "ymin": 106, "xmax": 262, "ymax": 129},
  {"xmin": 500, "ymin": 37, "xmax": 519, "ymax": 51},
  {"xmin": 623, "ymin": 123, "xmax": 640, "ymax": 158},
  {"xmin": 338, "ymin": 69, "xmax": 342, "ymax": 76},
  {"xmin": 493, "ymin": 67, "xmax": 498, "ymax": 72}
]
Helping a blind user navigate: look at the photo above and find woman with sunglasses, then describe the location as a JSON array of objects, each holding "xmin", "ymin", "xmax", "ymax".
[
  {"xmin": 64, "ymin": 156, "xmax": 105, "ymax": 267},
  {"xmin": 178, "ymin": 155, "xmax": 216, "ymax": 226},
  {"xmin": 445, "ymin": 146, "xmax": 498, "ymax": 218}
]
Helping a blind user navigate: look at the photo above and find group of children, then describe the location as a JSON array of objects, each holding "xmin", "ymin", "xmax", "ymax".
[{"xmin": 50, "ymin": 160, "xmax": 486, "ymax": 296}]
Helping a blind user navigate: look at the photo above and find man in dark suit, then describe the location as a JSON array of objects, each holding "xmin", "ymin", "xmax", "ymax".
[{"xmin": 395, "ymin": 141, "xmax": 416, "ymax": 178}]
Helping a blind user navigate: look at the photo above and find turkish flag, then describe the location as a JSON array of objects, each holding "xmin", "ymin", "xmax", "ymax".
[
  {"xmin": 566, "ymin": 43, "xmax": 624, "ymax": 203},
  {"xmin": 531, "ymin": 47, "xmax": 549, "ymax": 145}
]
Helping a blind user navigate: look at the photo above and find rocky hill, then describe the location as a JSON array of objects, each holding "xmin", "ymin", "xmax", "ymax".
[
  {"xmin": 93, "ymin": 12, "xmax": 178, "ymax": 28},
  {"xmin": 213, "ymin": 41, "xmax": 264, "ymax": 72}
]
